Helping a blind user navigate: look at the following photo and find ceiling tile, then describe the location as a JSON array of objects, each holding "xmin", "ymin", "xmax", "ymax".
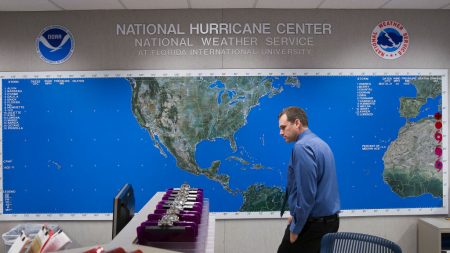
[
  {"xmin": 0, "ymin": 0, "xmax": 61, "ymax": 11},
  {"xmin": 383, "ymin": 0, "xmax": 450, "ymax": 9},
  {"xmin": 320, "ymin": 0, "xmax": 388, "ymax": 9},
  {"xmin": 52, "ymin": 0, "xmax": 124, "ymax": 10},
  {"xmin": 190, "ymin": 0, "xmax": 255, "ymax": 9},
  {"xmin": 256, "ymin": 0, "xmax": 323, "ymax": 8},
  {"xmin": 1, "ymin": 0, "xmax": 450, "ymax": 12},
  {"xmin": 120, "ymin": 0, "xmax": 188, "ymax": 9}
]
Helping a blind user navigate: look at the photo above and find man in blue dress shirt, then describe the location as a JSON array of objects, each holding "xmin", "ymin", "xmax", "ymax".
[{"xmin": 277, "ymin": 106, "xmax": 340, "ymax": 253}]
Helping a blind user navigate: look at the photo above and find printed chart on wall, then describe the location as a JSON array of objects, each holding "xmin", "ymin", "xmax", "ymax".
[{"xmin": 1, "ymin": 69, "xmax": 448, "ymax": 220}]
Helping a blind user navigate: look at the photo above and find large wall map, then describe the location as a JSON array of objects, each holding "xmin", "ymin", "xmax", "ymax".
[{"xmin": 1, "ymin": 69, "xmax": 447, "ymax": 220}]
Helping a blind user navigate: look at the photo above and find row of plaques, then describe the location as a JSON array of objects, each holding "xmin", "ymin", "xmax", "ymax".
[{"xmin": 136, "ymin": 184, "xmax": 205, "ymax": 244}]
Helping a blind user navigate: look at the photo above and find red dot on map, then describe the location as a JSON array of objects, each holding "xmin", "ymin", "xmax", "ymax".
[
  {"xmin": 435, "ymin": 160, "xmax": 443, "ymax": 170},
  {"xmin": 435, "ymin": 146, "xmax": 443, "ymax": 156},
  {"xmin": 435, "ymin": 132, "xmax": 443, "ymax": 142},
  {"xmin": 435, "ymin": 121, "xmax": 442, "ymax": 129},
  {"xmin": 435, "ymin": 112, "xmax": 442, "ymax": 120}
]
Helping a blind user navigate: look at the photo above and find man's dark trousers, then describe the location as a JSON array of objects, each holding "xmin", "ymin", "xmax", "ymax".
[{"xmin": 277, "ymin": 217, "xmax": 339, "ymax": 253}]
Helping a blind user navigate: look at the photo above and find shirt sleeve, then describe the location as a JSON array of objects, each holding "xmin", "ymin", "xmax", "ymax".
[{"xmin": 290, "ymin": 143, "xmax": 317, "ymax": 235}]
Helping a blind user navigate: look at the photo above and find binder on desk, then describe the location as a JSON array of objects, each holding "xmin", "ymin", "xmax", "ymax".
[
  {"xmin": 27, "ymin": 226, "xmax": 52, "ymax": 253},
  {"xmin": 8, "ymin": 231, "xmax": 31, "ymax": 253},
  {"xmin": 40, "ymin": 230, "xmax": 71, "ymax": 253}
]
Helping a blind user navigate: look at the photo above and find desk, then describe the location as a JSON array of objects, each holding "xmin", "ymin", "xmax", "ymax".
[
  {"xmin": 60, "ymin": 192, "xmax": 215, "ymax": 253},
  {"xmin": 418, "ymin": 217, "xmax": 450, "ymax": 253}
]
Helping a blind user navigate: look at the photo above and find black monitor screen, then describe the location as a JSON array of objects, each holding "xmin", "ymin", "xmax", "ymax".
[{"xmin": 112, "ymin": 183, "xmax": 135, "ymax": 239}]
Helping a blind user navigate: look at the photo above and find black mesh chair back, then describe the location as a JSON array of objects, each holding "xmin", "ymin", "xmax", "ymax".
[{"xmin": 320, "ymin": 232, "xmax": 402, "ymax": 253}]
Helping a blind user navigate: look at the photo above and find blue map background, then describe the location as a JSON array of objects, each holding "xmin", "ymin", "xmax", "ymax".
[{"xmin": 1, "ymin": 72, "xmax": 445, "ymax": 216}]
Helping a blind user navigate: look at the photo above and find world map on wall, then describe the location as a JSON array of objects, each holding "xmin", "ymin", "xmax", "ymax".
[{"xmin": 1, "ymin": 69, "xmax": 447, "ymax": 219}]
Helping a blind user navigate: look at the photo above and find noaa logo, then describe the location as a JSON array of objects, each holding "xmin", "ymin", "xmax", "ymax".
[
  {"xmin": 371, "ymin": 20, "xmax": 409, "ymax": 60},
  {"xmin": 36, "ymin": 25, "xmax": 74, "ymax": 64}
]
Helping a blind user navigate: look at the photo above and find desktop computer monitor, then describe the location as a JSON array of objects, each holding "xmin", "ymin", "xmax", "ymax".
[{"xmin": 112, "ymin": 183, "xmax": 135, "ymax": 239}]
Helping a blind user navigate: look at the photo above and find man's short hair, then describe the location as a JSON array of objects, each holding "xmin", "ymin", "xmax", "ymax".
[{"xmin": 278, "ymin": 106, "xmax": 308, "ymax": 127}]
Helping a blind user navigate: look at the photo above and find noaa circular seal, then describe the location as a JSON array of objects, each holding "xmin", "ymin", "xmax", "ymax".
[
  {"xmin": 371, "ymin": 20, "xmax": 409, "ymax": 60},
  {"xmin": 36, "ymin": 25, "xmax": 74, "ymax": 64}
]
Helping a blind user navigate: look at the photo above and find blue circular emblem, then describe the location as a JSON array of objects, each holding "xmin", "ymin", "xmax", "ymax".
[
  {"xmin": 36, "ymin": 25, "xmax": 74, "ymax": 64},
  {"xmin": 371, "ymin": 20, "xmax": 409, "ymax": 60}
]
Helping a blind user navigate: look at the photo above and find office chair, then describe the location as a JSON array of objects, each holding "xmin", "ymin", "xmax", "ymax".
[{"xmin": 320, "ymin": 232, "xmax": 402, "ymax": 253}]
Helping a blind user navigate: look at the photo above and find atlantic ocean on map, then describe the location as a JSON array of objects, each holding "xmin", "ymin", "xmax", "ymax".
[{"xmin": 1, "ymin": 71, "xmax": 445, "ymax": 216}]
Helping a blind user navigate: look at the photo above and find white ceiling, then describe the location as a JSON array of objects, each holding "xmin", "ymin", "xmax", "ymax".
[{"xmin": 0, "ymin": 0, "xmax": 449, "ymax": 11}]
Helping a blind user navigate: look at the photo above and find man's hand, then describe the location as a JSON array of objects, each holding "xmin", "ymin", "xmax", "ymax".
[
  {"xmin": 289, "ymin": 232, "xmax": 298, "ymax": 243},
  {"xmin": 287, "ymin": 216, "xmax": 297, "ymax": 243}
]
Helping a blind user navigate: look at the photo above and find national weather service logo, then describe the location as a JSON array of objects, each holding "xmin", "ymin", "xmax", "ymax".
[
  {"xmin": 36, "ymin": 25, "xmax": 74, "ymax": 64},
  {"xmin": 371, "ymin": 20, "xmax": 409, "ymax": 60}
]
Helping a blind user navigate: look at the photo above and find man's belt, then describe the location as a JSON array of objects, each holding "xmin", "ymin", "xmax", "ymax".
[{"xmin": 307, "ymin": 213, "xmax": 338, "ymax": 223}]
